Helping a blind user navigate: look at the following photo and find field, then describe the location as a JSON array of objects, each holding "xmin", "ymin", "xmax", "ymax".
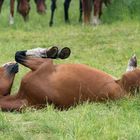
[{"xmin": 0, "ymin": 0, "xmax": 140, "ymax": 140}]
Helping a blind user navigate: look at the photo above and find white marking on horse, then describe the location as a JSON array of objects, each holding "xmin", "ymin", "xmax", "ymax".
[
  {"xmin": 92, "ymin": 15, "xmax": 101, "ymax": 26},
  {"xmin": 26, "ymin": 48, "xmax": 47, "ymax": 58},
  {"xmin": 9, "ymin": 13, "xmax": 14, "ymax": 25}
]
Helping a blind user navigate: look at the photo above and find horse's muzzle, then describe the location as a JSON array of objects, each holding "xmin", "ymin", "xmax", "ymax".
[
  {"xmin": 15, "ymin": 50, "xmax": 27, "ymax": 64},
  {"xmin": 4, "ymin": 62, "xmax": 19, "ymax": 74}
]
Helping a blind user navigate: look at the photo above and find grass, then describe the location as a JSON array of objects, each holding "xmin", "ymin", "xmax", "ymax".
[{"xmin": 0, "ymin": 0, "xmax": 140, "ymax": 140}]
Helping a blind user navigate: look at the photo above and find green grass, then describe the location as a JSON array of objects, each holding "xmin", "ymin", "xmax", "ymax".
[{"xmin": 0, "ymin": 0, "xmax": 140, "ymax": 140}]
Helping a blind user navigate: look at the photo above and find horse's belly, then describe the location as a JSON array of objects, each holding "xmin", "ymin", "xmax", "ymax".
[{"xmin": 48, "ymin": 66, "xmax": 121, "ymax": 107}]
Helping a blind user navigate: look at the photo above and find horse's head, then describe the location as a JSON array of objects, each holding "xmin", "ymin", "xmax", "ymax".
[
  {"xmin": 0, "ymin": 62, "xmax": 18, "ymax": 97},
  {"xmin": 118, "ymin": 68, "xmax": 140, "ymax": 95},
  {"xmin": 117, "ymin": 55, "xmax": 140, "ymax": 95},
  {"xmin": 34, "ymin": 0, "xmax": 46, "ymax": 14},
  {"xmin": 17, "ymin": 0, "xmax": 30, "ymax": 21},
  {"xmin": 15, "ymin": 47, "xmax": 71, "ymax": 71}
]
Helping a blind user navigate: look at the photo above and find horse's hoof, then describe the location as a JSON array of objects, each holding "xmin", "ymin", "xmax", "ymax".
[
  {"xmin": 58, "ymin": 47, "xmax": 71, "ymax": 59},
  {"xmin": 46, "ymin": 46, "xmax": 59, "ymax": 59},
  {"xmin": 49, "ymin": 22, "xmax": 53, "ymax": 27}
]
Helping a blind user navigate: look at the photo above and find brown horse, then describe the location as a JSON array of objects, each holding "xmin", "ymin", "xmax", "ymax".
[
  {"xmin": 0, "ymin": 47, "xmax": 139, "ymax": 111},
  {"xmin": 82, "ymin": 0, "xmax": 111, "ymax": 25},
  {"xmin": 0, "ymin": 0, "xmax": 30, "ymax": 24},
  {"xmin": 34, "ymin": 0, "xmax": 46, "ymax": 14},
  {"xmin": 0, "ymin": 62, "xmax": 18, "ymax": 98},
  {"xmin": 0, "ymin": 0, "xmax": 46, "ymax": 24}
]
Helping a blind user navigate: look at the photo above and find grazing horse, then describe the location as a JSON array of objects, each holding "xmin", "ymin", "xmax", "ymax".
[
  {"xmin": 0, "ymin": 0, "xmax": 46, "ymax": 24},
  {"xmin": 34, "ymin": 0, "xmax": 46, "ymax": 14},
  {"xmin": 16, "ymin": 0, "xmax": 30, "ymax": 22},
  {"xmin": 82, "ymin": 0, "xmax": 111, "ymax": 25},
  {"xmin": 0, "ymin": 62, "xmax": 18, "ymax": 98},
  {"xmin": 0, "ymin": 0, "xmax": 31, "ymax": 24},
  {"xmin": 0, "ymin": 48, "xmax": 139, "ymax": 111},
  {"xmin": 49, "ymin": 0, "xmax": 82, "ymax": 26}
]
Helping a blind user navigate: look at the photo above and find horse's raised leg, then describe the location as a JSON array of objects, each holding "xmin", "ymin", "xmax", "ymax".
[
  {"xmin": 93, "ymin": 0, "xmax": 102, "ymax": 25},
  {"xmin": 9, "ymin": 0, "xmax": 15, "ymax": 25},
  {"xmin": 64, "ymin": 0, "xmax": 71, "ymax": 23},
  {"xmin": 82, "ymin": 0, "xmax": 92, "ymax": 24},
  {"xmin": 79, "ymin": 0, "xmax": 83, "ymax": 22},
  {"xmin": 0, "ymin": 0, "xmax": 4, "ymax": 13},
  {"xmin": 49, "ymin": 0, "xmax": 57, "ymax": 26}
]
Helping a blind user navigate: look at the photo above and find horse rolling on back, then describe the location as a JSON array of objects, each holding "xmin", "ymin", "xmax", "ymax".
[
  {"xmin": 0, "ymin": 47, "xmax": 139, "ymax": 111},
  {"xmin": 82, "ymin": 0, "xmax": 111, "ymax": 25}
]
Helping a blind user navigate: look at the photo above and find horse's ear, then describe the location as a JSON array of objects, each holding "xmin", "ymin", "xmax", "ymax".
[{"xmin": 126, "ymin": 54, "xmax": 137, "ymax": 72}]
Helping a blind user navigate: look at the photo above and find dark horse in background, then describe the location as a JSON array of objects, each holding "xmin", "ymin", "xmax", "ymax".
[
  {"xmin": 0, "ymin": 0, "xmax": 46, "ymax": 24},
  {"xmin": 49, "ymin": 0, "xmax": 82, "ymax": 26},
  {"xmin": 49, "ymin": 0, "xmax": 111, "ymax": 26}
]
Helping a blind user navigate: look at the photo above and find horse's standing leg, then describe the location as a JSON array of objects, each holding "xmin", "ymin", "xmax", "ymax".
[
  {"xmin": 49, "ymin": 0, "xmax": 57, "ymax": 26},
  {"xmin": 82, "ymin": 0, "xmax": 92, "ymax": 24},
  {"xmin": 93, "ymin": 0, "xmax": 102, "ymax": 25},
  {"xmin": 0, "ymin": 0, "xmax": 4, "ymax": 13},
  {"xmin": 9, "ymin": 0, "xmax": 15, "ymax": 25},
  {"xmin": 64, "ymin": 0, "xmax": 71, "ymax": 23},
  {"xmin": 79, "ymin": 0, "xmax": 83, "ymax": 22}
]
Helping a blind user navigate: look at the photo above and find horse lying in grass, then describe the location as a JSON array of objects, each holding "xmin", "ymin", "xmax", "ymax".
[
  {"xmin": 0, "ymin": 0, "xmax": 46, "ymax": 24},
  {"xmin": 0, "ymin": 47, "xmax": 139, "ymax": 111}
]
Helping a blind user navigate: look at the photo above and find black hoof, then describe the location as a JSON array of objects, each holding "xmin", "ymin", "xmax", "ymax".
[
  {"xmin": 58, "ymin": 47, "xmax": 71, "ymax": 59},
  {"xmin": 49, "ymin": 21, "xmax": 53, "ymax": 27},
  {"xmin": 46, "ymin": 46, "xmax": 59, "ymax": 59}
]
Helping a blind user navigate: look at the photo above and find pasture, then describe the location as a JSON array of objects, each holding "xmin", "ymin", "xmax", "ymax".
[{"xmin": 0, "ymin": 0, "xmax": 140, "ymax": 139}]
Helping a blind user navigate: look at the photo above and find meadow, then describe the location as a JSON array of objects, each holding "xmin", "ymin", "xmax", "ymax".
[{"xmin": 0, "ymin": 0, "xmax": 140, "ymax": 139}]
